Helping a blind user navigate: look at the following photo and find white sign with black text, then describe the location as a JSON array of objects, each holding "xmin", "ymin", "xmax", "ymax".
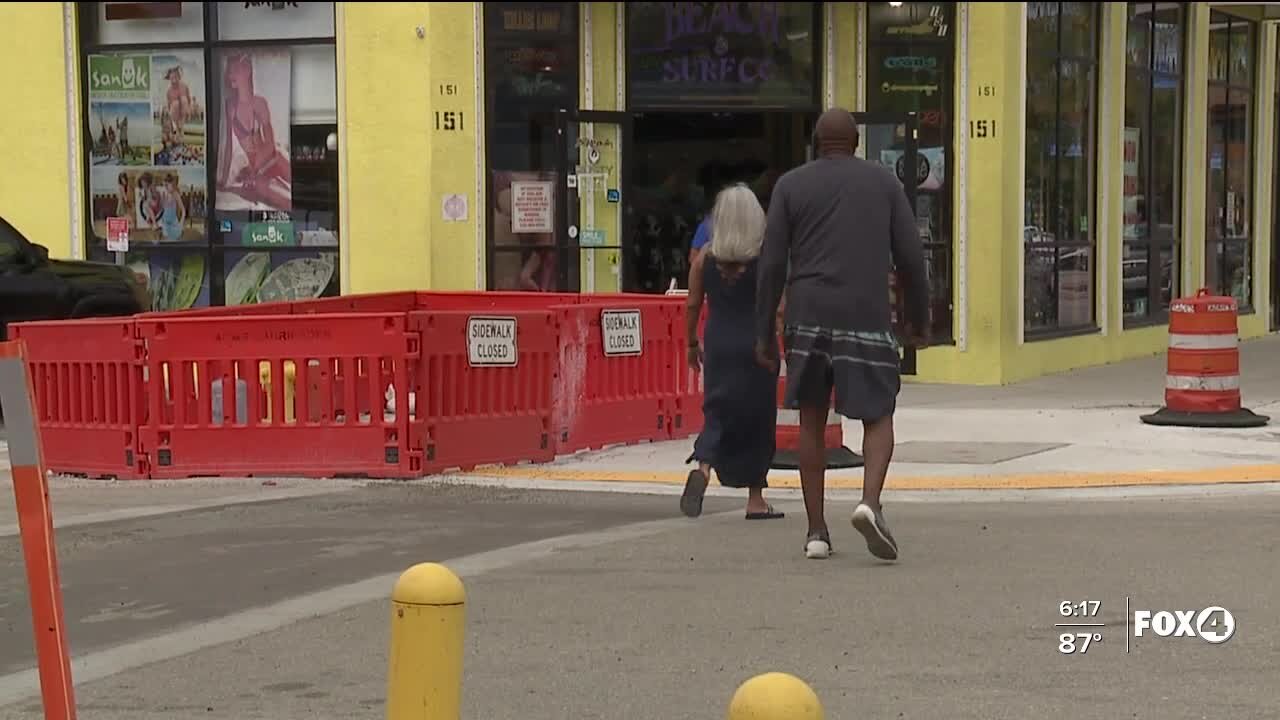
[
  {"xmin": 601, "ymin": 309, "xmax": 642, "ymax": 357},
  {"xmin": 467, "ymin": 316, "xmax": 518, "ymax": 367}
]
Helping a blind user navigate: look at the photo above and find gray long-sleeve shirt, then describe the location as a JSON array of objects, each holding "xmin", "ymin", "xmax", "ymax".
[{"xmin": 755, "ymin": 154, "xmax": 930, "ymax": 344}]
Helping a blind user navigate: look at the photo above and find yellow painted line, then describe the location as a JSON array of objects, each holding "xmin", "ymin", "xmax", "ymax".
[{"xmin": 458, "ymin": 464, "xmax": 1280, "ymax": 491}]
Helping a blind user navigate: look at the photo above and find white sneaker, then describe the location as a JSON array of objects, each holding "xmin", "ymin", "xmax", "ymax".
[
  {"xmin": 804, "ymin": 530, "xmax": 832, "ymax": 559},
  {"xmin": 851, "ymin": 503, "xmax": 899, "ymax": 561}
]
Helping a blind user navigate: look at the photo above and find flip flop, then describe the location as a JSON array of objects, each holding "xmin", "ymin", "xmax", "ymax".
[
  {"xmin": 745, "ymin": 504, "xmax": 785, "ymax": 520},
  {"xmin": 680, "ymin": 469, "xmax": 709, "ymax": 518}
]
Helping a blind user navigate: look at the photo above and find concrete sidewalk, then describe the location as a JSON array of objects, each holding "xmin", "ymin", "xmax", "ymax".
[{"xmin": 452, "ymin": 336, "xmax": 1280, "ymax": 492}]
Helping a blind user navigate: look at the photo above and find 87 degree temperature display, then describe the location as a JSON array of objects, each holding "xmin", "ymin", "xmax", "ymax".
[{"xmin": 1057, "ymin": 600, "xmax": 1106, "ymax": 655}]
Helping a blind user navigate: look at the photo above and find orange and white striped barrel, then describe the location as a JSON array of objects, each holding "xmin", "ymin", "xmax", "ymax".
[
  {"xmin": 774, "ymin": 376, "xmax": 844, "ymax": 454},
  {"xmin": 1164, "ymin": 290, "xmax": 1241, "ymax": 414},
  {"xmin": 0, "ymin": 340, "xmax": 76, "ymax": 718},
  {"xmin": 771, "ymin": 353, "xmax": 861, "ymax": 469}
]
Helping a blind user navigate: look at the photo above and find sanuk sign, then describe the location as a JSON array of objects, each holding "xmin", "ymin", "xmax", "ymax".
[
  {"xmin": 89, "ymin": 55, "xmax": 151, "ymax": 96},
  {"xmin": 601, "ymin": 309, "xmax": 643, "ymax": 357}
]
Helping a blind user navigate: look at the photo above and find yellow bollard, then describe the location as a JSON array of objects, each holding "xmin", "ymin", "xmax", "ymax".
[
  {"xmin": 385, "ymin": 563, "xmax": 466, "ymax": 720},
  {"xmin": 727, "ymin": 672, "xmax": 824, "ymax": 720},
  {"xmin": 257, "ymin": 361, "xmax": 297, "ymax": 423}
]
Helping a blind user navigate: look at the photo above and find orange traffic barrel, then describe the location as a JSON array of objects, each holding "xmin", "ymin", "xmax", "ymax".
[
  {"xmin": 771, "ymin": 358, "xmax": 863, "ymax": 470},
  {"xmin": 1140, "ymin": 289, "xmax": 1269, "ymax": 428}
]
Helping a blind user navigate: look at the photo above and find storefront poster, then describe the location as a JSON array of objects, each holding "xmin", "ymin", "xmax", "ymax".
[
  {"xmin": 126, "ymin": 251, "xmax": 210, "ymax": 311},
  {"xmin": 151, "ymin": 52, "xmax": 207, "ymax": 166},
  {"xmin": 215, "ymin": 48, "xmax": 293, "ymax": 213},
  {"xmin": 511, "ymin": 180, "xmax": 555, "ymax": 234},
  {"xmin": 89, "ymin": 51, "xmax": 208, "ymax": 246},
  {"xmin": 879, "ymin": 146, "xmax": 946, "ymax": 192},
  {"xmin": 223, "ymin": 250, "xmax": 337, "ymax": 306},
  {"xmin": 91, "ymin": 165, "xmax": 208, "ymax": 243}
]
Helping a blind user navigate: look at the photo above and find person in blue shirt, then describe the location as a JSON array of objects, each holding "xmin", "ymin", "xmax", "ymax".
[{"xmin": 688, "ymin": 215, "xmax": 712, "ymax": 266}]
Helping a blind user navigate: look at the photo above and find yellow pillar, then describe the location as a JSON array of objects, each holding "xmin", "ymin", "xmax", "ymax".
[
  {"xmin": 385, "ymin": 563, "xmax": 467, "ymax": 720},
  {"xmin": 425, "ymin": 2, "xmax": 481, "ymax": 291},
  {"xmin": 726, "ymin": 672, "xmax": 824, "ymax": 720},
  {"xmin": 341, "ymin": 3, "xmax": 435, "ymax": 294},
  {"xmin": 0, "ymin": 2, "xmax": 79, "ymax": 259}
]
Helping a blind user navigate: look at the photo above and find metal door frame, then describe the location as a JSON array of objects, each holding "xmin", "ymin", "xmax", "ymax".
[
  {"xmin": 851, "ymin": 111, "xmax": 922, "ymax": 375},
  {"xmin": 555, "ymin": 109, "xmax": 633, "ymax": 293}
]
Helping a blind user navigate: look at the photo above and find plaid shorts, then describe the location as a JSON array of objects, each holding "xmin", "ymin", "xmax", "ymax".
[{"xmin": 782, "ymin": 325, "xmax": 902, "ymax": 421}]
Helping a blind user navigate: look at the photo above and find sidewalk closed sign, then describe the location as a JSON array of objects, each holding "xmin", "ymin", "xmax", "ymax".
[
  {"xmin": 601, "ymin": 309, "xmax": 642, "ymax": 357},
  {"xmin": 467, "ymin": 316, "xmax": 518, "ymax": 366}
]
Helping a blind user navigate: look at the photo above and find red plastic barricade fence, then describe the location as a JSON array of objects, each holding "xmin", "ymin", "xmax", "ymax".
[
  {"xmin": 136, "ymin": 313, "xmax": 420, "ymax": 479},
  {"xmin": 409, "ymin": 309, "xmax": 559, "ymax": 474},
  {"xmin": 12, "ymin": 291, "xmax": 707, "ymax": 480},
  {"xmin": 668, "ymin": 301, "xmax": 706, "ymax": 440},
  {"xmin": 9, "ymin": 319, "xmax": 147, "ymax": 479},
  {"xmin": 553, "ymin": 302, "xmax": 677, "ymax": 453}
]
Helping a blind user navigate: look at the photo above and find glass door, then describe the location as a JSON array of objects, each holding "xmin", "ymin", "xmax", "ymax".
[
  {"xmin": 556, "ymin": 109, "xmax": 631, "ymax": 293},
  {"xmin": 851, "ymin": 111, "xmax": 922, "ymax": 374}
]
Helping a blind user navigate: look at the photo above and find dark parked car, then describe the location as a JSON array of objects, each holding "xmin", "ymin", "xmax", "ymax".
[{"xmin": 0, "ymin": 215, "xmax": 150, "ymax": 341}]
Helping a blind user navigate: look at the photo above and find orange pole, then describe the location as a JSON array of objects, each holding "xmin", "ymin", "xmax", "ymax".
[{"xmin": 0, "ymin": 340, "xmax": 76, "ymax": 719}]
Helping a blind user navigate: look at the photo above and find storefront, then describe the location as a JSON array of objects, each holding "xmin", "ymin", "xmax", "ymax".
[{"xmin": 0, "ymin": 2, "xmax": 1277, "ymax": 386}]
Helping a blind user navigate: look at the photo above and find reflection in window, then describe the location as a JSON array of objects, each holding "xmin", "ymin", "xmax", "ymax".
[
  {"xmin": 1122, "ymin": 2, "xmax": 1184, "ymax": 324},
  {"xmin": 483, "ymin": 2, "xmax": 578, "ymax": 292},
  {"xmin": 1205, "ymin": 12, "xmax": 1254, "ymax": 308},
  {"xmin": 1024, "ymin": 2, "xmax": 1099, "ymax": 333}
]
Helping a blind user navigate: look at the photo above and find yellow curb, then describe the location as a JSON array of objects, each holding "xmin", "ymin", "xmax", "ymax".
[{"xmin": 459, "ymin": 464, "xmax": 1280, "ymax": 491}]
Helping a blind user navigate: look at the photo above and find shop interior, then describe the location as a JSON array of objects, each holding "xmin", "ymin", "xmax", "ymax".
[{"xmin": 627, "ymin": 110, "xmax": 817, "ymax": 293}]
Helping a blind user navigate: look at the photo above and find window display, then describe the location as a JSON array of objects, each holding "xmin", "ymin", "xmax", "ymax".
[
  {"xmin": 79, "ymin": 1, "xmax": 338, "ymax": 306},
  {"xmin": 1205, "ymin": 11, "xmax": 1255, "ymax": 309},
  {"xmin": 1023, "ymin": 2, "xmax": 1099, "ymax": 334},
  {"xmin": 1122, "ymin": 2, "xmax": 1185, "ymax": 325}
]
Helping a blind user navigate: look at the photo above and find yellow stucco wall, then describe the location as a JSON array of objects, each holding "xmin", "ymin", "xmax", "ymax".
[
  {"xmin": 340, "ymin": 2, "xmax": 433, "ymax": 293},
  {"xmin": 0, "ymin": 3, "xmax": 78, "ymax": 259}
]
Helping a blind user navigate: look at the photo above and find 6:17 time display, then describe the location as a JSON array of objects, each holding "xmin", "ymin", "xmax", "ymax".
[{"xmin": 1060, "ymin": 600, "xmax": 1100, "ymax": 617}]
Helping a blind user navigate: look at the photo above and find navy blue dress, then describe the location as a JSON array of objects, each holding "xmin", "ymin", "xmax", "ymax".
[{"xmin": 687, "ymin": 256, "xmax": 778, "ymax": 488}]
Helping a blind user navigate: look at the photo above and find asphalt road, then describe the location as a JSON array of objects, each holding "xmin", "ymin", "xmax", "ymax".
[{"xmin": 2, "ymin": 481, "xmax": 1279, "ymax": 719}]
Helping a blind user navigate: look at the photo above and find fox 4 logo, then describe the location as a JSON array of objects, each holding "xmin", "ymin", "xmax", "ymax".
[{"xmin": 1133, "ymin": 607, "xmax": 1236, "ymax": 644}]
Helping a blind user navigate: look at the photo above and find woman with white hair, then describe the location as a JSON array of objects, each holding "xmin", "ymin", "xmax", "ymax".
[{"xmin": 679, "ymin": 183, "xmax": 782, "ymax": 520}]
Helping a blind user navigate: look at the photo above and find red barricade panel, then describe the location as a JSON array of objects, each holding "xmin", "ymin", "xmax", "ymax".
[
  {"xmin": 138, "ymin": 300, "xmax": 291, "ymax": 319},
  {"xmin": 409, "ymin": 309, "xmax": 557, "ymax": 473},
  {"xmin": 290, "ymin": 291, "xmax": 420, "ymax": 315},
  {"xmin": 553, "ymin": 302, "xmax": 676, "ymax": 454},
  {"xmin": 136, "ymin": 313, "xmax": 419, "ymax": 479},
  {"xmin": 10, "ymin": 319, "xmax": 145, "ymax": 479},
  {"xmin": 414, "ymin": 291, "xmax": 582, "ymax": 311},
  {"xmin": 667, "ymin": 302, "xmax": 706, "ymax": 439}
]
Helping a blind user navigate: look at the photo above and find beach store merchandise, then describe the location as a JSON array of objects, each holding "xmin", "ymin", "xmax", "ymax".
[{"xmin": 0, "ymin": 1, "xmax": 1277, "ymax": 385}]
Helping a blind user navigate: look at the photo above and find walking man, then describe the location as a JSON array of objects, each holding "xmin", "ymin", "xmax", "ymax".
[{"xmin": 755, "ymin": 108, "xmax": 929, "ymax": 561}]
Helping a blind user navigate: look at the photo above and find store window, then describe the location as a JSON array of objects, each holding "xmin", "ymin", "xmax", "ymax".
[
  {"xmin": 1205, "ymin": 11, "xmax": 1255, "ymax": 309},
  {"xmin": 1122, "ymin": 2, "xmax": 1185, "ymax": 325},
  {"xmin": 81, "ymin": 1, "xmax": 339, "ymax": 311},
  {"xmin": 866, "ymin": 1, "xmax": 954, "ymax": 343},
  {"xmin": 625, "ymin": 2, "xmax": 819, "ymax": 110},
  {"xmin": 483, "ymin": 2, "xmax": 578, "ymax": 291},
  {"xmin": 1024, "ymin": 2, "xmax": 1099, "ymax": 334}
]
